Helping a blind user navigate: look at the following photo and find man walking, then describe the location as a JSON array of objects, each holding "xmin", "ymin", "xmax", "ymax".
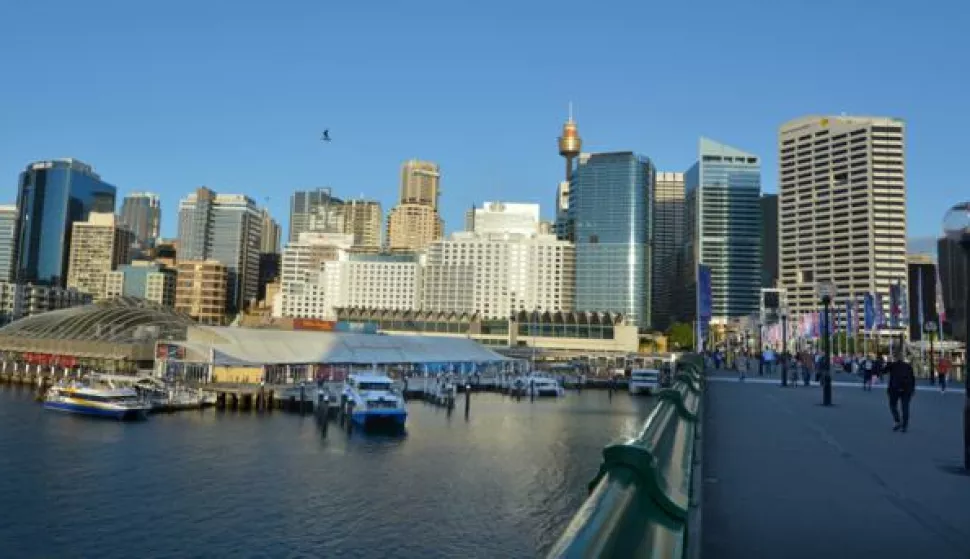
[{"xmin": 886, "ymin": 350, "xmax": 916, "ymax": 432}]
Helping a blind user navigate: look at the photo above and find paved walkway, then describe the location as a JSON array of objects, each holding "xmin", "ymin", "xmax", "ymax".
[{"xmin": 701, "ymin": 371, "xmax": 970, "ymax": 559}]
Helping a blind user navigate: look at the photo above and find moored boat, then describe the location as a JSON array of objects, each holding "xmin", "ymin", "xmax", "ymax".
[
  {"xmin": 342, "ymin": 373, "xmax": 407, "ymax": 429},
  {"xmin": 43, "ymin": 382, "xmax": 151, "ymax": 420}
]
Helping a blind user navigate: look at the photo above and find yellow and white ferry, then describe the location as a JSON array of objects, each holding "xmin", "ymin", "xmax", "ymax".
[{"xmin": 43, "ymin": 381, "xmax": 152, "ymax": 420}]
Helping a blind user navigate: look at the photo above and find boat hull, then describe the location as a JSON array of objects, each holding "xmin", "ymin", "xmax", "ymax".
[
  {"xmin": 43, "ymin": 401, "xmax": 149, "ymax": 421},
  {"xmin": 351, "ymin": 409, "xmax": 407, "ymax": 428}
]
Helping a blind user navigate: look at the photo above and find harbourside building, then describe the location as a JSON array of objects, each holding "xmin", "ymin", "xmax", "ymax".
[
  {"xmin": 13, "ymin": 159, "xmax": 117, "ymax": 287},
  {"xmin": 0, "ymin": 205, "xmax": 17, "ymax": 283},
  {"xmin": 66, "ymin": 213, "xmax": 135, "ymax": 301},
  {"xmin": 778, "ymin": 115, "xmax": 907, "ymax": 322},
  {"xmin": 568, "ymin": 152, "xmax": 654, "ymax": 327},
  {"xmin": 421, "ymin": 230, "xmax": 575, "ymax": 319}
]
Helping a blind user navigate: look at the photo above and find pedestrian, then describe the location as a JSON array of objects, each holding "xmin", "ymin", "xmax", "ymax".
[
  {"xmin": 886, "ymin": 349, "xmax": 916, "ymax": 432},
  {"xmin": 862, "ymin": 354, "xmax": 874, "ymax": 391},
  {"xmin": 938, "ymin": 356, "xmax": 950, "ymax": 394}
]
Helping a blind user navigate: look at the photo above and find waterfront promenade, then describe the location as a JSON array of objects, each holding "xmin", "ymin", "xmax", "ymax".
[{"xmin": 701, "ymin": 371, "xmax": 970, "ymax": 559}]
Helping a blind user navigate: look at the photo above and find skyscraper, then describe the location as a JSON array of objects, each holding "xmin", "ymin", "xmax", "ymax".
[
  {"xmin": 685, "ymin": 138, "xmax": 762, "ymax": 324},
  {"xmin": 288, "ymin": 188, "xmax": 343, "ymax": 242},
  {"xmin": 0, "ymin": 205, "xmax": 17, "ymax": 282},
  {"xmin": 652, "ymin": 172, "xmax": 685, "ymax": 331},
  {"xmin": 761, "ymin": 193, "xmax": 779, "ymax": 288},
  {"xmin": 177, "ymin": 187, "xmax": 262, "ymax": 314},
  {"xmin": 259, "ymin": 209, "xmax": 281, "ymax": 254},
  {"xmin": 778, "ymin": 116, "xmax": 907, "ymax": 320},
  {"xmin": 906, "ymin": 254, "xmax": 938, "ymax": 341},
  {"xmin": 66, "ymin": 213, "xmax": 134, "ymax": 301},
  {"xmin": 14, "ymin": 159, "xmax": 117, "ymax": 286},
  {"xmin": 386, "ymin": 160, "xmax": 444, "ymax": 253},
  {"xmin": 569, "ymin": 152, "xmax": 654, "ymax": 326},
  {"xmin": 399, "ymin": 160, "xmax": 441, "ymax": 209},
  {"xmin": 340, "ymin": 198, "xmax": 382, "ymax": 250},
  {"xmin": 119, "ymin": 192, "xmax": 161, "ymax": 247}
]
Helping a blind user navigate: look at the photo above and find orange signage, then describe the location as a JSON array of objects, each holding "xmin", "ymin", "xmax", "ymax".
[{"xmin": 293, "ymin": 318, "xmax": 336, "ymax": 331}]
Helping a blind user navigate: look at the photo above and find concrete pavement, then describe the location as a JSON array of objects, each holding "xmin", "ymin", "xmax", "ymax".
[{"xmin": 701, "ymin": 371, "xmax": 970, "ymax": 559}]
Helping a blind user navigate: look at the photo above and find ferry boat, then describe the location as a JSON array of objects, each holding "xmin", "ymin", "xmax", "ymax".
[
  {"xmin": 342, "ymin": 373, "xmax": 407, "ymax": 428},
  {"xmin": 629, "ymin": 369, "xmax": 661, "ymax": 395},
  {"xmin": 523, "ymin": 374, "xmax": 566, "ymax": 397},
  {"xmin": 43, "ymin": 382, "xmax": 152, "ymax": 420}
]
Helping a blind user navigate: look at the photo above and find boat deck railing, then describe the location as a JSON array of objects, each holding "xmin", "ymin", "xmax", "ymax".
[{"xmin": 546, "ymin": 353, "xmax": 705, "ymax": 559}]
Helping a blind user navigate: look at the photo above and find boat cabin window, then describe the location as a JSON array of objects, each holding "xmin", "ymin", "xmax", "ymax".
[{"xmin": 357, "ymin": 382, "xmax": 391, "ymax": 391}]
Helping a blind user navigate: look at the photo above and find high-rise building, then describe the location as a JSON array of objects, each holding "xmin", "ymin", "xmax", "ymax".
[
  {"xmin": 66, "ymin": 213, "xmax": 134, "ymax": 301},
  {"xmin": 569, "ymin": 152, "xmax": 654, "ymax": 326},
  {"xmin": 174, "ymin": 260, "xmax": 228, "ymax": 325},
  {"xmin": 652, "ymin": 172, "xmax": 685, "ymax": 331},
  {"xmin": 778, "ymin": 116, "xmax": 907, "ymax": 321},
  {"xmin": 386, "ymin": 204, "xmax": 443, "ymax": 253},
  {"xmin": 938, "ymin": 237, "xmax": 967, "ymax": 342},
  {"xmin": 275, "ymin": 232, "xmax": 354, "ymax": 317},
  {"xmin": 906, "ymin": 254, "xmax": 938, "ymax": 341},
  {"xmin": 313, "ymin": 253, "xmax": 421, "ymax": 319},
  {"xmin": 105, "ymin": 260, "xmax": 177, "ymax": 307},
  {"xmin": 0, "ymin": 205, "xmax": 17, "ymax": 282},
  {"xmin": 554, "ymin": 181, "xmax": 570, "ymax": 240},
  {"xmin": 761, "ymin": 193, "xmax": 779, "ymax": 288},
  {"xmin": 469, "ymin": 202, "xmax": 540, "ymax": 236},
  {"xmin": 400, "ymin": 160, "xmax": 441, "ymax": 209},
  {"xmin": 340, "ymin": 198, "xmax": 382, "ymax": 250},
  {"xmin": 684, "ymin": 139, "xmax": 762, "ymax": 325},
  {"xmin": 177, "ymin": 187, "xmax": 262, "ymax": 314},
  {"xmin": 422, "ymin": 231, "xmax": 575, "ymax": 319},
  {"xmin": 119, "ymin": 192, "xmax": 161, "ymax": 248},
  {"xmin": 13, "ymin": 159, "xmax": 117, "ymax": 287},
  {"xmin": 259, "ymin": 209, "xmax": 281, "ymax": 255},
  {"xmin": 289, "ymin": 188, "xmax": 343, "ymax": 242}
]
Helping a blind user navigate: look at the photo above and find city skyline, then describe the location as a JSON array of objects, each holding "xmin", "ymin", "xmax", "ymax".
[{"xmin": 2, "ymin": 1, "xmax": 965, "ymax": 243}]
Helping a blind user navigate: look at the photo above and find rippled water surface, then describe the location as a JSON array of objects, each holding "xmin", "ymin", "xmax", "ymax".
[{"xmin": 0, "ymin": 385, "xmax": 654, "ymax": 558}]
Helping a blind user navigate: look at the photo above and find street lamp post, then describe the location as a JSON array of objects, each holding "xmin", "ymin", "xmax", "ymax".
[
  {"xmin": 924, "ymin": 320, "xmax": 938, "ymax": 384},
  {"xmin": 817, "ymin": 281, "xmax": 838, "ymax": 406},
  {"xmin": 943, "ymin": 202, "xmax": 970, "ymax": 471},
  {"xmin": 781, "ymin": 309, "xmax": 789, "ymax": 387}
]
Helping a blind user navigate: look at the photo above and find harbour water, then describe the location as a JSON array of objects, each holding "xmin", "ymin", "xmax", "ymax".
[{"xmin": 0, "ymin": 384, "xmax": 654, "ymax": 558}]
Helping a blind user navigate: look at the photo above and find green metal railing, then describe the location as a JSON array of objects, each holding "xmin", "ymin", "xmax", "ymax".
[{"xmin": 547, "ymin": 354, "xmax": 705, "ymax": 559}]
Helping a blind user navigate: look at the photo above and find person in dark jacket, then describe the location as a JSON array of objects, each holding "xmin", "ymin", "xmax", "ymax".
[{"xmin": 886, "ymin": 353, "xmax": 917, "ymax": 432}]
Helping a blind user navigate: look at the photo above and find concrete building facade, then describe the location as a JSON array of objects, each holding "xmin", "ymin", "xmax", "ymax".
[
  {"xmin": 105, "ymin": 261, "xmax": 177, "ymax": 307},
  {"xmin": 0, "ymin": 205, "xmax": 16, "ymax": 283},
  {"xmin": 399, "ymin": 160, "xmax": 441, "ymax": 209},
  {"xmin": 778, "ymin": 116, "xmax": 907, "ymax": 321},
  {"xmin": 421, "ymin": 231, "xmax": 575, "ymax": 319},
  {"xmin": 0, "ymin": 281, "xmax": 91, "ymax": 325},
  {"xmin": 469, "ymin": 202, "xmax": 540, "ymax": 236},
  {"xmin": 289, "ymin": 188, "xmax": 342, "ymax": 243},
  {"xmin": 340, "ymin": 199, "xmax": 382, "ymax": 251},
  {"xmin": 386, "ymin": 203, "xmax": 443, "ymax": 253},
  {"xmin": 66, "ymin": 213, "xmax": 134, "ymax": 301},
  {"xmin": 174, "ymin": 260, "xmax": 228, "ymax": 325}
]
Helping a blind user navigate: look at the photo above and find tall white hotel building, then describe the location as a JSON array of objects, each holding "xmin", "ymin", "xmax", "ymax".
[{"xmin": 778, "ymin": 116, "xmax": 907, "ymax": 321}]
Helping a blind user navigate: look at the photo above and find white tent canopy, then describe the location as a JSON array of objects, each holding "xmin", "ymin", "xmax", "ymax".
[{"xmin": 179, "ymin": 327, "xmax": 514, "ymax": 367}]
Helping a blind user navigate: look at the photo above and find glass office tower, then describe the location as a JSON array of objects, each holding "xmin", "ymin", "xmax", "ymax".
[
  {"xmin": 568, "ymin": 152, "xmax": 655, "ymax": 327},
  {"xmin": 14, "ymin": 159, "xmax": 117, "ymax": 286},
  {"xmin": 685, "ymin": 138, "xmax": 762, "ymax": 323}
]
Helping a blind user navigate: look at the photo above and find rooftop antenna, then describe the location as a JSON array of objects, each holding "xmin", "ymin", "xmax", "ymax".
[{"xmin": 568, "ymin": 101, "xmax": 574, "ymax": 122}]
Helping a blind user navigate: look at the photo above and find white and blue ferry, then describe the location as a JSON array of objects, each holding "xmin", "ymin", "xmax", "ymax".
[
  {"xmin": 43, "ymin": 382, "xmax": 152, "ymax": 420},
  {"xmin": 342, "ymin": 373, "xmax": 407, "ymax": 428}
]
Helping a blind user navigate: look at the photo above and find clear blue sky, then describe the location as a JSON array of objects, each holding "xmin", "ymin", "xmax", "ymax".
[{"xmin": 1, "ymin": 0, "xmax": 967, "ymax": 240}]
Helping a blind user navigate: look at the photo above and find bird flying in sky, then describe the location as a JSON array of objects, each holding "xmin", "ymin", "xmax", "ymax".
[{"xmin": 321, "ymin": 129, "xmax": 331, "ymax": 142}]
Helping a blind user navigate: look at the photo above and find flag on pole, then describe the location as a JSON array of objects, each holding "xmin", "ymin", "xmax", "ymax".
[
  {"xmin": 889, "ymin": 283, "xmax": 901, "ymax": 329},
  {"xmin": 874, "ymin": 293, "xmax": 886, "ymax": 328},
  {"xmin": 845, "ymin": 300, "xmax": 854, "ymax": 334},
  {"xmin": 864, "ymin": 293, "xmax": 876, "ymax": 331},
  {"xmin": 936, "ymin": 267, "xmax": 947, "ymax": 324},
  {"xmin": 917, "ymin": 270, "xmax": 925, "ymax": 335}
]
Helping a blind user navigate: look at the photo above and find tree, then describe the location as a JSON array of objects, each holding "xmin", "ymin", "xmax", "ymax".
[{"xmin": 666, "ymin": 322, "xmax": 695, "ymax": 350}]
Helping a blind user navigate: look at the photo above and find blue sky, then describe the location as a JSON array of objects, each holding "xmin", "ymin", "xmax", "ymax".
[{"xmin": 1, "ymin": 0, "xmax": 967, "ymax": 240}]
